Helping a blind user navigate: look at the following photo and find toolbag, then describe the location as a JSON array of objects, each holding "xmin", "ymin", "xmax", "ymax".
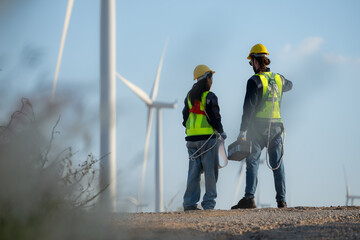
[{"xmin": 227, "ymin": 139, "xmax": 252, "ymax": 161}]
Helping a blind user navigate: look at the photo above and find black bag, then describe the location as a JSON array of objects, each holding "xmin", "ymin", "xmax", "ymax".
[{"xmin": 227, "ymin": 139, "xmax": 252, "ymax": 161}]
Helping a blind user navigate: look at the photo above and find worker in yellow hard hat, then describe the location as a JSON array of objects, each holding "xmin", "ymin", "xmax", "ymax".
[
  {"xmin": 231, "ymin": 44, "xmax": 293, "ymax": 209},
  {"xmin": 182, "ymin": 64, "xmax": 226, "ymax": 211}
]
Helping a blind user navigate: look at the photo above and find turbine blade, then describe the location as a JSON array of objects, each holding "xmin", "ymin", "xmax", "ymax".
[
  {"xmin": 51, "ymin": 0, "xmax": 74, "ymax": 101},
  {"xmin": 233, "ymin": 161, "xmax": 246, "ymax": 204},
  {"xmin": 238, "ymin": 160, "xmax": 245, "ymax": 176},
  {"xmin": 151, "ymin": 38, "xmax": 169, "ymax": 101},
  {"xmin": 138, "ymin": 108, "xmax": 154, "ymax": 203},
  {"xmin": 116, "ymin": 73, "xmax": 152, "ymax": 105}
]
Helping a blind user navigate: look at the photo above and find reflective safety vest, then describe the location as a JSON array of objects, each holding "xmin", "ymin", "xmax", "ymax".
[
  {"xmin": 255, "ymin": 72, "xmax": 283, "ymax": 122},
  {"xmin": 186, "ymin": 91, "xmax": 215, "ymax": 136}
]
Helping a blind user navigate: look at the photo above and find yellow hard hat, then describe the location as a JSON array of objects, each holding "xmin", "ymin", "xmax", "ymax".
[
  {"xmin": 247, "ymin": 43, "xmax": 269, "ymax": 59},
  {"xmin": 193, "ymin": 65, "xmax": 215, "ymax": 80}
]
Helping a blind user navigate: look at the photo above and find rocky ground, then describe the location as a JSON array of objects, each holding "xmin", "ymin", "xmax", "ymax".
[{"xmin": 115, "ymin": 206, "xmax": 360, "ymax": 239}]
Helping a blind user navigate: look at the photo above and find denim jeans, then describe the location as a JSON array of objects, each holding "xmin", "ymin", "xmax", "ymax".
[
  {"xmin": 183, "ymin": 138, "xmax": 219, "ymax": 210},
  {"xmin": 245, "ymin": 136, "xmax": 286, "ymax": 202}
]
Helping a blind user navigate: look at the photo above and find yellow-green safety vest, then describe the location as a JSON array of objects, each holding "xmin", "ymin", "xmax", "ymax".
[
  {"xmin": 186, "ymin": 91, "xmax": 215, "ymax": 136},
  {"xmin": 255, "ymin": 72, "xmax": 283, "ymax": 122}
]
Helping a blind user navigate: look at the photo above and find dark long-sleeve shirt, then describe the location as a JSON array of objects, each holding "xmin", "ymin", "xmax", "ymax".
[
  {"xmin": 240, "ymin": 69, "xmax": 293, "ymax": 132},
  {"xmin": 182, "ymin": 91, "xmax": 224, "ymax": 141}
]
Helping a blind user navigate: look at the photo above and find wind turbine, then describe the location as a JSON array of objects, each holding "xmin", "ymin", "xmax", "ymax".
[
  {"xmin": 121, "ymin": 196, "xmax": 148, "ymax": 212},
  {"xmin": 51, "ymin": 0, "xmax": 117, "ymax": 211},
  {"xmin": 116, "ymin": 41, "xmax": 177, "ymax": 212},
  {"xmin": 343, "ymin": 166, "xmax": 360, "ymax": 206}
]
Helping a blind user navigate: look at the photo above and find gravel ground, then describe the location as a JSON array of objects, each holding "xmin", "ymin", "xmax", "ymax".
[{"xmin": 115, "ymin": 206, "xmax": 360, "ymax": 239}]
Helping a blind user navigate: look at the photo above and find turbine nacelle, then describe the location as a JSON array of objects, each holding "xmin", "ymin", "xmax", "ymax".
[
  {"xmin": 150, "ymin": 101, "xmax": 177, "ymax": 109},
  {"xmin": 116, "ymin": 73, "xmax": 177, "ymax": 109}
]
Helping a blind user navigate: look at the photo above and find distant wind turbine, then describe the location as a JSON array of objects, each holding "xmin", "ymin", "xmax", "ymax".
[
  {"xmin": 343, "ymin": 166, "xmax": 360, "ymax": 206},
  {"xmin": 125, "ymin": 196, "xmax": 148, "ymax": 212},
  {"xmin": 117, "ymin": 40, "xmax": 176, "ymax": 212}
]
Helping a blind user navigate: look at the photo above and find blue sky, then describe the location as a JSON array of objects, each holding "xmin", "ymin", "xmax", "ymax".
[{"xmin": 1, "ymin": 0, "xmax": 360, "ymax": 211}]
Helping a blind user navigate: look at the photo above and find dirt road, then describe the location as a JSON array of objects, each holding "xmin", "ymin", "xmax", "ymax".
[{"xmin": 116, "ymin": 206, "xmax": 360, "ymax": 239}]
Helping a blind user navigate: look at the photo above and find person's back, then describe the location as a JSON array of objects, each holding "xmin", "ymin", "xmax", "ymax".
[
  {"xmin": 244, "ymin": 70, "xmax": 292, "ymax": 148},
  {"xmin": 182, "ymin": 65, "xmax": 225, "ymax": 211},
  {"xmin": 232, "ymin": 44, "xmax": 293, "ymax": 209}
]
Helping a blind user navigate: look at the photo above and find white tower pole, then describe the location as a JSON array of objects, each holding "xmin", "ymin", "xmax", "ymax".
[
  {"xmin": 155, "ymin": 107, "xmax": 164, "ymax": 212},
  {"xmin": 100, "ymin": 0, "xmax": 117, "ymax": 212}
]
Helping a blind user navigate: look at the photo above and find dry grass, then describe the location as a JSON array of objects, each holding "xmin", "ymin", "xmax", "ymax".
[{"xmin": 0, "ymin": 98, "xmax": 115, "ymax": 239}]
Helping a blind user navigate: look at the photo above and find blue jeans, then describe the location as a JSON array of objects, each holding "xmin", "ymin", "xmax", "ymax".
[
  {"xmin": 245, "ymin": 136, "xmax": 286, "ymax": 202},
  {"xmin": 183, "ymin": 138, "xmax": 219, "ymax": 210}
]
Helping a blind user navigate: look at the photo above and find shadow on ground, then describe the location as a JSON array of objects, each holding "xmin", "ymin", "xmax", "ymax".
[{"xmin": 237, "ymin": 222, "xmax": 360, "ymax": 240}]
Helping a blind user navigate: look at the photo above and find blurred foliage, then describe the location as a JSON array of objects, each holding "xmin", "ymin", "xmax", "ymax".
[{"xmin": 0, "ymin": 98, "xmax": 115, "ymax": 239}]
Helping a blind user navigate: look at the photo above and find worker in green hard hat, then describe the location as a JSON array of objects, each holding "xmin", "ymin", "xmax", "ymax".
[{"xmin": 231, "ymin": 44, "xmax": 293, "ymax": 209}]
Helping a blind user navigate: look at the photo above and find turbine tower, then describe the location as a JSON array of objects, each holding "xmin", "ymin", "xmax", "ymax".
[
  {"xmin": 99, "ymin": 0, "xmax": 117, "ymax": 212},
  {"xmin": 117, "ymin": 41, "xmax": 176, "ymax": 212}
]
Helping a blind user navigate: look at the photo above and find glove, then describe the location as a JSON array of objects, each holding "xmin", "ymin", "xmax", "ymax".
[
  {"xmin": 220, "ymin": 132, "xmax": 227, "ymax": 140},
  {"xmin": 237, "ymin": 131, "xmax": 246, "ymax": 141}
]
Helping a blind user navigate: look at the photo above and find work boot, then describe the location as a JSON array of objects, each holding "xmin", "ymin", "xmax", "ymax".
[
  {"xmin": 184, "ymin": 206, "xmax": 201, "ymax": 211},
  {"xmin": 231, "ymin": 197, "xmax": 256, "ymax": 209},
  {"xmin": 277, "ymin": 201, "xmax": 287, "ymax": 208}
]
